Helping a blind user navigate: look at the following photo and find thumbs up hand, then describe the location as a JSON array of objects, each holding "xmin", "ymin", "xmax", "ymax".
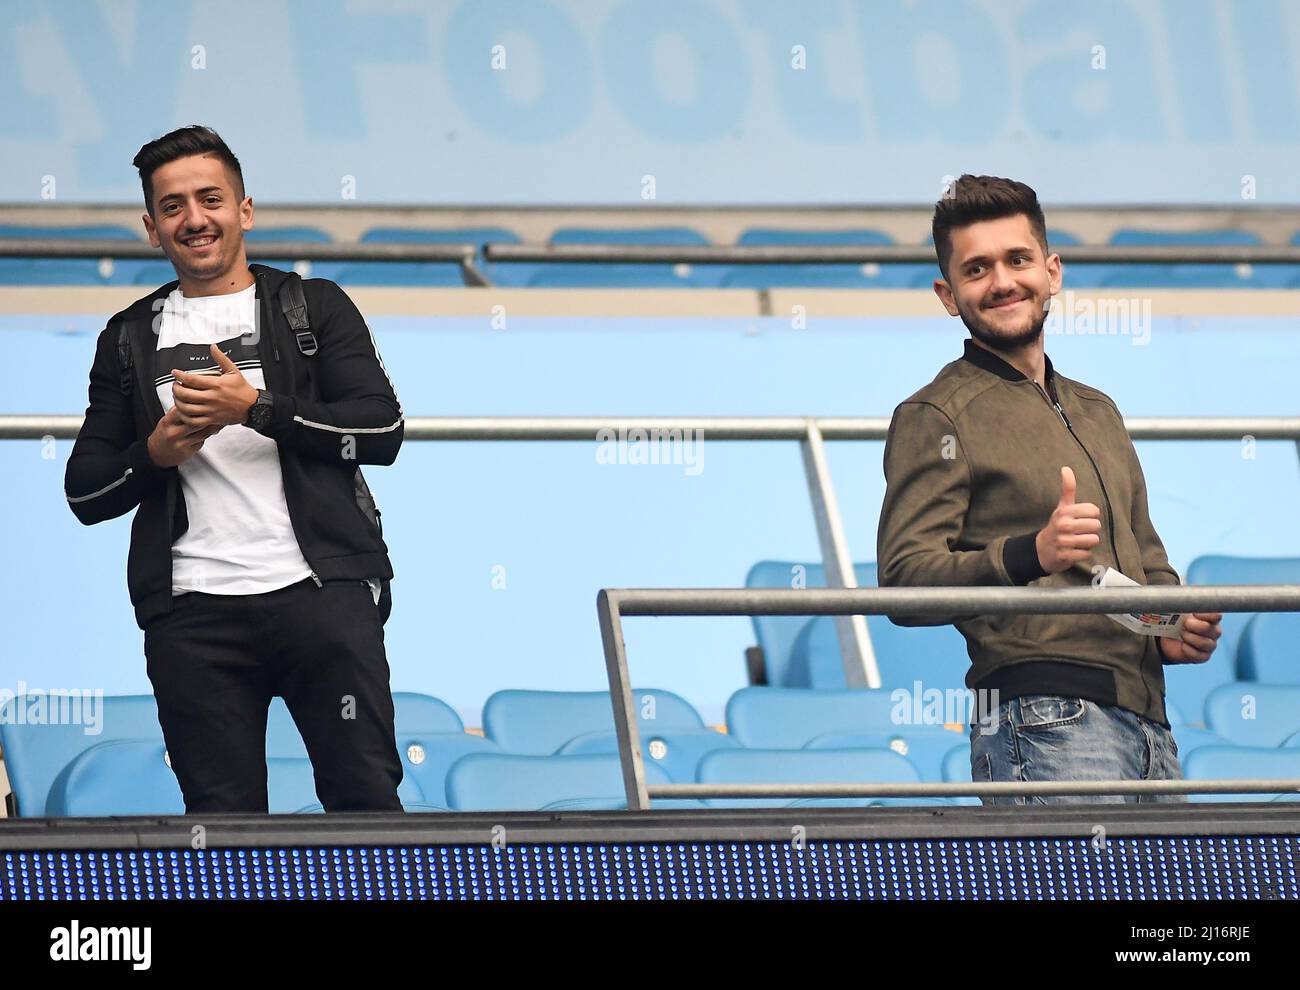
[
  {"xmin": 170, "ymin": 343, "xmax": 260, "ymax": 429},
  {"xmin": 1035, "ymin": 466, "xmax": 1103, "ymax": 574}
]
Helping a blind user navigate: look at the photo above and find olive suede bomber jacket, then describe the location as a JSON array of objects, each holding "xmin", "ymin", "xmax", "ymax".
[{"xmin": 877, "ymin": 338, "xmax": 1183, "ymax": 727}]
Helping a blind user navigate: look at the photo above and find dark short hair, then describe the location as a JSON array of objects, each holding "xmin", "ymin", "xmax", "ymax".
[
  {"xmin": 132, "ymin": 125, "xmax": 244, "ymax": 216},
  {"xmin": 932, "ymin": 174, "xmax": 1048, "ymax": 280}
]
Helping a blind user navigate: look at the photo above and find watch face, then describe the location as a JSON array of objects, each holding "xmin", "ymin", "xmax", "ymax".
[{"xmin": 249, "ymin": 393, "xmax": 272, "ymax": 430}]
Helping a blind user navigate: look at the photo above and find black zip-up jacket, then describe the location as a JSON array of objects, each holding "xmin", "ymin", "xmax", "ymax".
[{"xmin": 64, "ymin": 264, "xmax": 404, "ymax": 630}]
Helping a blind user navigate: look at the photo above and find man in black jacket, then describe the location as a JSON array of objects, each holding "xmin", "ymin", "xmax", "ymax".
[{"xmin": 64, "ymin": 125, "xmax": 405, "ymax": 813}]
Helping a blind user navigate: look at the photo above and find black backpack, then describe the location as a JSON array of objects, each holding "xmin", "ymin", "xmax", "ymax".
[{"xmin": 117, "ymin": 273, "xmax": 392, "ymax": 623}]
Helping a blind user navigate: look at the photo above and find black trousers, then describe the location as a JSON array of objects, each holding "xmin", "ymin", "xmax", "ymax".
[{"xmin": 144, "ymin": 576, "xmax": 404, "ymax": 814}]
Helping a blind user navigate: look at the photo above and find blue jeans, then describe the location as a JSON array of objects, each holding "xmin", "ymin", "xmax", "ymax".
[{"xmin": 969, "ymin": 695, "xmax": 1187, "ymax": 805}]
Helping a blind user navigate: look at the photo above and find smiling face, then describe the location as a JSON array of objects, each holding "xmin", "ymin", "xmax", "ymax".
[
  {"xmin": 934, "ymin": 213, "xmax": 1062, "ymax": 352},
  {"xmin": 142, "ymin": 153, "xmax": 254, "ymax": 296}
]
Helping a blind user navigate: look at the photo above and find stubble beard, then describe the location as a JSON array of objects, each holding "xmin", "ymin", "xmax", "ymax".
[{"xmin": 959, "ymin": 295, "xmax": 1048, "ymax": 353}]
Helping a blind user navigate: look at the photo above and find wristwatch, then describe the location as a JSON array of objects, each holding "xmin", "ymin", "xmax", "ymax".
[{"xmin": 243, "ymin": 389, "xmax": 275, "ymax": 434}]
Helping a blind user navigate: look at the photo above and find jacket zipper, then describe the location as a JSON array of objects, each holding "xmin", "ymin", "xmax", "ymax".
[
  {"xmin": 254, "ymin": 269, "xmax": 319, "ymax": 589},
  {"xmin": 1035, "ymin": 378, "xmax": 1152, "ymax": 712},
  {"xmin": 1033, "ymin": 380, "xmax": 1120, "ymax": 567}
]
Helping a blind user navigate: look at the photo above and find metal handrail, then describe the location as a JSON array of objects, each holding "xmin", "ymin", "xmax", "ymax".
[
  {"xmin": 12, "ymin": 238, "xmax": 1299, "ymax": 268},
  {"xmin": 12, "ymin": 240, "xmax": 1300, "ymax": 265},
  {"xmin": 12, "ymin": 413, "xmax": 1300, "ymax": 689},
  {"xmin": 0, "ymin": 240, "xmax": 476, "ymax": 261},
  {"xmin": 0, "ymin": 240, "xmax": 491, "ymax": 287},
  {"xmin": 596, "ymin": 585, "xmax": 1300, "ymax": 810},
  {"xmin": 484, "ymin": 243, "xmax": 1300, "ymax": 265},
  {"xmin": 10, "ymin": 414, "xmax": 1300, "ymax": 442}
]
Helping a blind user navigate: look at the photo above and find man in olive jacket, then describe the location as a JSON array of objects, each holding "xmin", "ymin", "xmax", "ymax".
[{"xmin": 877, "ymin": 174, "xmax": 1222, "ymax": 805}]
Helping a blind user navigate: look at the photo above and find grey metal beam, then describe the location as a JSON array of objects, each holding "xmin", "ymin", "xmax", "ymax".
[
  {"xmin": 597, "ymin": 584, "xmax": 1300, "ymax": 804},
  {"xmin": 597, "ymin": 591, "xmax": 649, "ymax": 811},
  {"xmin": 484, "ymin": 242, "xmax": 1300, "ymax": 265},
  {"xmin": 800, "ymin": 419, "xmax": 877, "ymax": 688},
  {"xmin": 0, "ymin": 240, "xmax": 477, "ymax": 261},
  {"xmin": 651, "ymin": 779, "xmax": 1300, "ymax": 798},
  {"xmin": 10, "ymin": 415, "xmax": 1300, "ymax": 442},
  {"xmin": 610, "ymin": 584, "xmax": 1300, "ymax": 616}
]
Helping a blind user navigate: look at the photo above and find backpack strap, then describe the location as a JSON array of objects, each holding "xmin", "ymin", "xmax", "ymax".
[
  {"xmin": 278, "ymin": 274, "xmax": 390, "ymax": 622},
  {"xmin": 116, "ymin": 319, "xmax": 133, "ymax": 396},
  {"xmin": 279, "ymin": 271, "xmax": 318, "ymax": 357}
]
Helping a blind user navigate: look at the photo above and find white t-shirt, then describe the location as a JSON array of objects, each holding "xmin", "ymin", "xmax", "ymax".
[{"xmin": 154, "ymin": 284, "xmax": 314, "ymax": 596}]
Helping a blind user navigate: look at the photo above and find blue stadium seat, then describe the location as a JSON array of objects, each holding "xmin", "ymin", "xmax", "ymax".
[
  {"xmin": 334, "ymin": 260, "xmax": 467, "ymax": 286},
  {"xmin": 391, "ymin": 691, "xmax": 466, "ymax": 735},
  {"xmin": 271, "ymin": 690, "xmax": 474, "ymax": 806},
  {"xmin": 726, "ymin": 687, "xmax": 901, "ymax": 748},
  {"xmin": 0, "ymin": 223, "xmax": 139, "ymax": 285},
  {"xmin": 720, "ymin": 264, "xmax": 928, "ymax": 289},
  {"xmin": 2, "ymin": 691, "xmax": 444, "ymax": 816},
  {"xmin": 550, "ymin": 227, "xmax": 708, "ymax": 246},
  {"xmin": 556, "ymin": 728, "xmax": 739, "ymax": 782},
  {"xmin": 1237, "ymin": 612, "xmax": 1300, "ymax": 684},
  {"xmin": 47, "ymin": 738, "xmax": 428, "ymax": 816},
  {"xmin": 526, "ymin": 264, "xmax": 701, "ymax": 288},
  {"xmin": 129, "ymin": 261, "xmax": 179, "ymax": 285},
  {"xmin": 745, "ymin": 560, "xmax": 968, "ymax": 691},
  {"xmin": 515, "ymin": 226, "xmax": 707, "ymax": 288},
  {"xmin": 266, "ymin": 755, "xmax": 424, "ymax": 812},
  {"xmin": 0, "ymin": 693, "xmax": 164, "ymax": 817},
  {"xmin": 245, "ymin": 226, "xmax": 331, "ymax": 243},
  {"xmin": 719, "ymin": 227, "xmax": 927, "ymax": 289},
  {"xmin": 295, "ymin": 801, "xmax": 448, "ymax": 813},
  {"xmin": 335, "ymin": 226, "xmax": 522, "ymax": 286},
  {"xmin": 803, "ymin": 727, "xmax": 967, "ymax": 782},
  {"xmin": 737, "ymin": 228, "xmax": 894, "ymax": 246},
  {"xmin": 942, "ymin": 741, "xmax": 971, "ymax": 782},
  {"xmin": 444, "ymin": 753, "xmax": 672, "ymax": 810},
  {"xmin": 1203, "ymin": 683, "xmax": 1300, "ymax": 747},
  {"xmin": 1170, "ymin": 555, "xmax": 1300, "ymax": 720},
  {"xmin": 46, "ymin": 740, "xmax": 183, "ymax": 816},
  {"xmin": 241, "ymin": 225, "xmax": 335, "ymax": 279},
  {"xmin": 395, "ymin": 732, "xmax": 500, "ymax": 807},
  {"xmin": 1046, "ymin": 229, "xmax": 1082, "ymax": 245},
  {"xmin": 1098, "ymin": 228, "xmax": 1272, "ymax": 289},
  {"xmin": 536, "ymin": 796, "xmax": 710, "ymax": 811},
  {"xmin": 1182, "ymin": 746, "xmax": 1300, "ymax": 802},
  {"xmin": 266, "ymin": 756, "xmax": 324, "ymax": 814},
  {"xmin": 1284, "ymin": 231, "xmax": 1300, "ymax": 287},
  {"xmin": 1164, "ymin": 698, "xmax": 1186, "ymax": 725},
  {"xmin": 265, "ymin": 696, "xmax": 309, "ymax": 758},
  {"xmin": 745, "ymin": 560, "xmax": 877, "ymax": 688},
  {"xmin": 388, "ymin": 691, "xmax": 497, "ymax": 805},
  {"xmin": 937, "ymin": 739, "xmax": 982, "ymax": 805},
  {"xmin": 1172, "ymin": 726, "xmax": 1231, "ymax": 759},
  {"xmin": 0, "ymin": 223, "xmax": 138, "ymax": 239},
  {"xmin": 1040, "ymin": 228, "xmax": 1121, "ymax": 288},
  {"xmin": 356, "ymin": 226, "xmax": 521, "ymax": 285},
  {"xmin": 696, "ymin": 747, "xmax": 931, "ymax": 808},
  {"xmin": 788, "ymin": 613, "xmax": 968, "ymax": 692},
  {"xmin": 359, "ymin": 226, "xmax": 521, "ymax": 247},
  {"xmin": 482, "ymin": 689, "xmax": 704, "ymax": 755},
  {"xmin": 536, "ymin": 798, "xmax": 625, "ymax": 811}
]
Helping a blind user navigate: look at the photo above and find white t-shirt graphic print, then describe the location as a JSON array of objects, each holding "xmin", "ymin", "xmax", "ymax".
[{"xmin": 154, "ymin": 284, "xmax": 314, "ymax": 596}]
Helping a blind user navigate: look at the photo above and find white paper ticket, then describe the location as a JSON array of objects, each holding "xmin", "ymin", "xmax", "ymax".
[{"xmin": 1094, "ymin": 566, "xmax": 1187, "ymax": 637}]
